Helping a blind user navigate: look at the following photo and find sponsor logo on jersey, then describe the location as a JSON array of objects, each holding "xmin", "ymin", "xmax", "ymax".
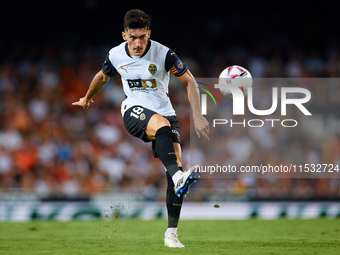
[
  {"xmin": 127, "ymin": 79, "xmax": 142, "ymax": 88},
  {"xmin": 127, "ymin": 79, "xmax": 157, "ymax": 89},
  {"xmin": 142, "ymin": 79, "xmax": 157, "ymax": 88},
  {"xmin": 148, "ymin": 64, "xmax": 157, "ymax": 75}
]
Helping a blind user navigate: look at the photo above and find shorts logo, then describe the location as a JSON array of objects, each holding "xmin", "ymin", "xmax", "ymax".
[
  {"xmin": 172, "ymin": 129, "xmax": 180, "ymax": 142},
  {"xmin": 140, "ymin": 113, "xmax": 146, "ymax": 120},
  {"xmin": 148, "ymin": 64, "xmax": 157, "ymax": 75}
]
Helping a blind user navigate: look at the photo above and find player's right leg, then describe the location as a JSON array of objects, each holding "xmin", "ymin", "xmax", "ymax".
[
  {"xmin": 145, "ymin": 114, "xmax": 199, "ymax": 197},
  {"xmin": 123, "ymin": 106, "xmax": 182, "ymax": 188},
  {"xmin": 123, "ymin": 105, "xmax": 199, "ymax": 197},
  {"xmin": 144, "ymin": 113, "xmax": 182, "ymax": 179},
  {"xmin": 123, "ymin": 106, "xmax": 199, "ymax": 247}
]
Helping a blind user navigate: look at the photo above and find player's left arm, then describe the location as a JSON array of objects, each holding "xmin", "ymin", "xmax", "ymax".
[
  {"xmin": 165, "ymin": 50, "xmax": 209, "ymax": 139},
  {"xmin": 176, "ymin": 70, "xmax": 209, "ymax": 140}
]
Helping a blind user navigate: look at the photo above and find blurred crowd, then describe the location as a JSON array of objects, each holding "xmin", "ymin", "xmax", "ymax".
[{"xmin": 1, "ymin": 41, "xmax": 340, "ymax": 201}]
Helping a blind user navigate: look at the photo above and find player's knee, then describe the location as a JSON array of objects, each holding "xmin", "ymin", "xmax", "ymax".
[
  {"xmin": 155, "ymin": 123, "xmax": 172, "ymax": 139},
  {"xmin": 155, "ymin": 117, "xmax": 171, "ymax": 131}
]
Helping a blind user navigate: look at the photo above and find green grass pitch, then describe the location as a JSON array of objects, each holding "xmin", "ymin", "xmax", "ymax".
[{"xmin": 0, "ymin": 219, "xmax": 339, "ymax": 255}]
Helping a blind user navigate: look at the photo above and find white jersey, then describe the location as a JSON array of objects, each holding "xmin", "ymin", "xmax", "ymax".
[{"xmin": 102, "ymin": 40, "xmax": 187, "ymax": 117}]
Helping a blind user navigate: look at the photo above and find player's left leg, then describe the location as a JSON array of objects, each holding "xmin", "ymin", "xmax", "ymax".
[
  {"xmin": 164, "ymin": 142, "xmax": 185, "ymax": 248},
  {"xmin": 151, "ymin": 116, "xmax": 199, "ymax": 248},
  {"xmin": 166, "ymin": 143, "xmax": 183, "ymax": 228}
]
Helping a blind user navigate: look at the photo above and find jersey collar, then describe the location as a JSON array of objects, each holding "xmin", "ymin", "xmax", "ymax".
[{"xmin": 125, "ymin": 39, "xmax": 151, "ymax": 58}]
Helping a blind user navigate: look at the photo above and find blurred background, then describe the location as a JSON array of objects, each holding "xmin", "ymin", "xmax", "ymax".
[{"xmin": 1, "ymin": 0, "xmax": 340, "ymax": 219}]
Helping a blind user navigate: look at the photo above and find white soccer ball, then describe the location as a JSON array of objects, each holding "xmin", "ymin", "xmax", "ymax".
[{"xmin": 218, "ymin": 65, "xmax": 252, "ymax": 97}]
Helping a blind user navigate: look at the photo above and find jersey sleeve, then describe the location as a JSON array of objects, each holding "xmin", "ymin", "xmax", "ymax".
[
  {"xmin": 102, "ymin": 53, "xmax": 118, "ymax": 77},
  {"xmin": 165, "ymin": 49, "xmax": 188, "ymax": 77}
]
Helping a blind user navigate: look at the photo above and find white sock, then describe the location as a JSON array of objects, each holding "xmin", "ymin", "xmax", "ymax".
[
  {"xmin": 165, "ymin": 227, "xmax": 177, "ymax": 238},
  {"xmin": 172, "ymin": 171, "xmax": 183, "ymax": 184}
]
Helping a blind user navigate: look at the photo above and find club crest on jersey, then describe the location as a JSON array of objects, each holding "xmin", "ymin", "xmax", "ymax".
[
  {"xmin": 177, "ymin": 61, "xmax": 183, "ymax": 69},
  {"xmin": 148, "ymin": 64, "xmax": 157, "ymax": 75}
]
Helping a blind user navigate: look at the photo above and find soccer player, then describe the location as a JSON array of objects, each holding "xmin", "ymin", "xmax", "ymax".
[{"xmin": 73, "ymin": 9, "xmax": 209, "ymax": 248}]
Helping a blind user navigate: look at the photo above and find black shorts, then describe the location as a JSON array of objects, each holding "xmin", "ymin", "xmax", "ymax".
[{"xmin": 123, "ymin": 105, "xmax": 181, "ymax": 158}]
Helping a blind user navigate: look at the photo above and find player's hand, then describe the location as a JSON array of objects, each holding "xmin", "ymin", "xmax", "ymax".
[
  {"xmin": 194, "ymin": 115, "xmax": 209, "ymax": 140},
  {"xmin": 72, "ymin": 97, "xmax": 94, "ymax": 109}
]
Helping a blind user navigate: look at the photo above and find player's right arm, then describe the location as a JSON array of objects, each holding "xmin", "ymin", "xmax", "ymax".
[
  {"xmin": 72, "ymin": 70, "xmax": 110, "ymax": 109},
  {"xmin": 73, "ymin": 52, "xmax": 117, "ymax": 109}
]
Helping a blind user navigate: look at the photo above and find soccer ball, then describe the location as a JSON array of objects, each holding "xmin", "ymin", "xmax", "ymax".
[{"xmin": 218, "ymin": 65, "xmax": 252, "ymax": 97}]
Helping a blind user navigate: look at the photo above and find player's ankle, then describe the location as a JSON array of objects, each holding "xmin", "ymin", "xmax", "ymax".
[
  {"xmin": 165, "ymin": 227, "xmax": 177, "ymax": 238},
  {"xmin": 172, "ymin": 171, "xmax": 183, "ymax": 184}
]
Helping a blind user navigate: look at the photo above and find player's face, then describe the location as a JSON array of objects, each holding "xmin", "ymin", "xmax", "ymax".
[{"xmin": 122, "ymin": 28, "xmax": 151, "ymax": 56}]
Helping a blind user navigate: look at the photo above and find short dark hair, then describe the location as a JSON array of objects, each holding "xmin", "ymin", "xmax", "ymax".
[{"xmin": 123, "ymin": 9, "xmax": 151, "ymax": 31}]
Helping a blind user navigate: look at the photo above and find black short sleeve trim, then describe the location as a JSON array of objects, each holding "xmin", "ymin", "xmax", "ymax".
[
  {"xmin": 165, "ymin": 49, "xmax": 188, "ymax": 77},
  {"xmin": 102, "ymin": 53, "xmax": 117, "ymax": 77},
  {"xmin": 165, "ymin": 49, "xmax": 178, "ymax": 72}
]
